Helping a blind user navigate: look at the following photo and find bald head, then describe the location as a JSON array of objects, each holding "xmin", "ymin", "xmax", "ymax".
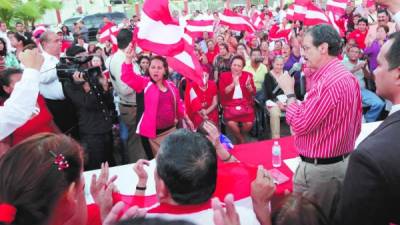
[{"xmin": 40, "ymin": 31, "xmax": 60, "ymax": 57}]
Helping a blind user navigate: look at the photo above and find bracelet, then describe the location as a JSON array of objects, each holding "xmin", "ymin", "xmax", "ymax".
[
  {"xmin": 222, "ymin": 153, "xmax": 233, "ymax": 162},
  {"xmin": 136, "ymin": 186, "xmax": 146, "ymax": 191}
]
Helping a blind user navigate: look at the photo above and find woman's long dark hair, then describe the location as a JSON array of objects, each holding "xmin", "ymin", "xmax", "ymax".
[
  {"xmin": 137, "ymin": 55, "xmax": 151, "ymax": 75},
  {"xmin": 146, "ymin": 55, "xmax": 170, "ymax": 82},
  {"xmin": 0, "ymin": 133, "xmax": 84, "ymax": 225},
  {"xmin": 0, "ymin": 38, "xmax": 7, "ymax": 57}
]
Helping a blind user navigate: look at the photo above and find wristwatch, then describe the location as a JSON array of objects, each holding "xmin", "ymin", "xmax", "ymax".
[{"xmin": 286, "ymin": 93, "xmax": 296, "ymax": 99}]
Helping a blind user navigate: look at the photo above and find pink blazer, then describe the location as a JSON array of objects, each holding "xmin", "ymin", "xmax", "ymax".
[{"xmin": 121, "ymin": 63, "xmax": 185, "ymax": 138}]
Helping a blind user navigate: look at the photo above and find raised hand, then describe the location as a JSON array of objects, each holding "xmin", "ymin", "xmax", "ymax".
[
  {"xmin": 102, "ymin": 202, "xmax": 147, "ymax": 225},
  {"xmin": 133, "ymin": 159, "xmax": 150, "ymax": 188},
  {"xmin": 90, "ymin": 162, "xmax": 118, "ymax": 221},
  {"xmin": 19, "ymin": 48, "xmax": 44, "ymax": 71},
  {"xmin": 124, "ymin": 43, "xmax": 136, "ymax": 64},
  {"xmin": 212, "ymin": 194, "xmax": 241, "ymax": 225}
]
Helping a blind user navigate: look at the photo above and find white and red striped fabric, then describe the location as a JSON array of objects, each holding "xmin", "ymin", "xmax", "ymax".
[
  {"xmin": 326, "ymin": 0, "xmax": 348, "ymax": 16},
  {"xmin": 185, "ymin": 19, "xmax": 214, "ymax": 38},
  {"xmin": 286, "ymin": 59, "xmax": 362, "ymax": 159},
  {"xmin": 133, "ymin": 0, "xmax": 202, "ymax": 84},
  {"xmin": 286, "ymin": 4, "xmax": 295, "ymax": 21},
  {"xmin": 133, "ymin": 0, "xmax": 185, "ymax": 56},
  {"xmin": 98, "ymin": 22, "xmax": 119, "ymax": 45},
  {"xmin": 251, "ymin": 11, "xmax": 265, "ymax": 30},
  {"xmin": 166, "ymin": 34, "xmax": 203, "ymax": 85},
  {"xmin": 219, "ymin": 9, "xmax": 256, "ymax": 33},
  {"xmin": 304, "ymin": 3, "xmax": 330, "ymax": 26},
  {"xmin": 326, "ymin": 0, "xmax": 348, "ymax": 36},
  {"xmin": 268, "ymin": 24, "xmax": 292, "ymax": 42},
  {"xmin": 286, "ymin": 0, "xmax": 310, "ymax": 22},
  {"xmin": 327, "ymin": 11, "xmax": 346, "ymax": 37}
]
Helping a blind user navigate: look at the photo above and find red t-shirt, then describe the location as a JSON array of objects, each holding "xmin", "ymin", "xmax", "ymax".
[
  {"xmin": 156, "ymin": 89, "xmax": 175, "ymax": 130},
  {"xmin": 348, "ymin": 29, "xmax": 368, "ymax": 49},
  {"xmin": 206, "ymin": 50, "xmax": 217, "ymax": 65}
]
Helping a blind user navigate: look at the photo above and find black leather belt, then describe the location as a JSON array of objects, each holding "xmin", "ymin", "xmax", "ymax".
[
  {"xmin": 156, "ymin": 125, "xmax": 175, "ymax": 135},
  {"xmin": 119, "ymin": 103, "xmax": 136, "ymax": 107},
  {"xmin": 300, "ymin": 153, "xmax": 350, "ymax": 165}
]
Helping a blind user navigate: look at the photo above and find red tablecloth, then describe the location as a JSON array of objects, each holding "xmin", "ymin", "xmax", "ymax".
[{"xmin": 231, "ymin": 136, "xmax": 298, "ymax": 195}]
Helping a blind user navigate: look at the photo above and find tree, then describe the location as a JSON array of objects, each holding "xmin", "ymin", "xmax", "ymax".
[{"xmin": 0, "ymin": 0, "xmax": 61, "ymax": 27}]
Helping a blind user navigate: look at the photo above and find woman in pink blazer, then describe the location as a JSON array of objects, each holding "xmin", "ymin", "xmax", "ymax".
[{"xmin": 121, "ymin": 44, "xmax": 194, "ymax": 155}]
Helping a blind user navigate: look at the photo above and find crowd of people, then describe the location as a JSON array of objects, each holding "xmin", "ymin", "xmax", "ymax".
[{"xmin": 1, "ymin": 0, "xmax": 400, "ymax": 224}]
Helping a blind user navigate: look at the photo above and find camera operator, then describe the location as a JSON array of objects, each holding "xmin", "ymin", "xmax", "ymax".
[{"xmin": 62, "ymin": 46, "xmax": 116, "ymax": 170}]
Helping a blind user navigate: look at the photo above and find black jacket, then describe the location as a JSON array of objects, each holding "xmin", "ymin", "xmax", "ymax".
[
  {"xmin": 63, "ymin": 81, "xmax": 115, "ymax": 134},
  {"xmin": 336, "ymin": 110, "xmax": 400, "ymax": 225}
]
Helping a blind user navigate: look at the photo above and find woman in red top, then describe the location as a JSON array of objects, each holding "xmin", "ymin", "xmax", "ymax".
[
  {"xmin": 0, "ymin": 68, "xmax": 57, "ymax": 146},
  {"xmin": 219, "ymin": 55, "xmax": 256, "ymax": 144},
  {"xmin": 185, "ymin": 72, "xmax": 218, "ymax": 130}
]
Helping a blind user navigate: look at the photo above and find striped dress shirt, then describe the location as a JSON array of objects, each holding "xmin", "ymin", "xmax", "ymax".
[{"xmin": 286, "ymin": 58, "xmax": 362, "ymax": 158}]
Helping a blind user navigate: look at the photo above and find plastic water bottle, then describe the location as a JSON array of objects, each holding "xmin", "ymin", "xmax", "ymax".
[{"xmin": 272, "ymin": 141, "xmax": 282, "ymax": 167}]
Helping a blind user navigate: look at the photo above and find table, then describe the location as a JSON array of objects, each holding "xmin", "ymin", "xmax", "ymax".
[{"xmin": 84, "ymin": 121, "xmax": 382, "ymax": 205}]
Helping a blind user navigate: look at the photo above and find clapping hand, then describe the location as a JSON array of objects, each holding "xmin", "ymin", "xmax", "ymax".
[
  {"xmin": 102, "ymin": 202, "xmax": 147, "ymax": 225},
  {"xmin": 251, "ymin": 165, "xmax": 276, "ymax": 206},
  {"xmin": 212, "ymin": 194, "xmax": 241, "ymax": 225},
  {"xmin": 233, "ymin": 75, "xmax": 240, "ymax": 86},
  {"xmin": 90, "ymin": 162, "xmax": 118, "ymax": 222},
  {"xmin": 245, "ymin": 76, "xmax": 253, "ymax": 92},
  {"xmin": 250, "ymin": 165, "xmax": 275, "ymax": 225},
  {"xmin": 202, "ymin": 120, "xmax": 220, "ymax": 146},
  {"xmin": 133, "ymin": 159, "xmax": 150, "ymax": 189}
]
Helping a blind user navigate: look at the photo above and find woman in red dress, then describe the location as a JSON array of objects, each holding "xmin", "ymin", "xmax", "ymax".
[
  {"xmin": 219, "ymin": 55, "xmax": 256, "ymax": 144},
  {"xmin": 185, "ymin": 72, "xmax": 218, "ymax": 130},
  {"xmin": 0, "ymin": 68, "xmax": 57, "ymax": 147}
]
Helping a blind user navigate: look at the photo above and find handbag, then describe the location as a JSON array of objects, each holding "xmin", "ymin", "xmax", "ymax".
[{"xmin": 223, "ymin": 103, "xmax": 254, "ymax": 120}]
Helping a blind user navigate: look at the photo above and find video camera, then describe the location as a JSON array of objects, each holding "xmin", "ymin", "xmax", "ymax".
[{"xmin": 56, "ymin": 55, "xmax": 102, "ymax": 83}]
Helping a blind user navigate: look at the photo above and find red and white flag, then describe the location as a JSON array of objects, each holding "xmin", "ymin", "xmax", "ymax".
[
  {"xmin": 185, "ymin": 19, "xmax": 214, "ymax": 38},
  {"xmin": 251, "ymin": 11, "xmax": 265, "ymax": 30},
  {"xmin": 166, "ymin": 34, "xmax": 203, "ymax": 85},
  {"xmin": 304, "ymin": 3, "xmax": 330, "ymax": 26},
  {"xmin": 287, "ymin": 0, "xmax": 310, "ymax": 22},
  {"xmin": 326, "ymin": 0, "xmax": 348, "ymax": 16},
  {"xmin": 326, "ymin": 0, "xmax": 348, "ymax": 36},
  {"xmin": 133, "ymin": 0, "xmax": 202, "ymax": 84},
  {"xmin": 286, "ymin": 4, "xmax": 295, "ymax": 21},
  {"xmin": 133, "ymin": 0, "xmax": 185, "ymax": 56},
  {"xmin": 98, "ymin": 22, "xmax": 119, "ymax": 45},
  {"xmin": 219, "ymin": 9, "xmax": 256, "ymax": 33}
]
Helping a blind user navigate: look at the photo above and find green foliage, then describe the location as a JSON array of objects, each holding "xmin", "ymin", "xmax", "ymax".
[{"xmin": 0, "ymin": 0, "xmax": 62, "ymax": 27}]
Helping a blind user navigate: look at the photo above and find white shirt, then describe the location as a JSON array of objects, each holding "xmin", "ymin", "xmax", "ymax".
[
  {"xmin": 0, "ymin": 68, "xmax": 40, "ymax": 140},
  {"xmin": 39, "ymin": 51, "xmax": 65, "ymax": 100},
  {"xmin": 105, "ymin": 49, "xmax": 136, "ymax": 105},
  {"xmin": 389, "ymin": 104, "xmax": 400, "ymax": 116}
]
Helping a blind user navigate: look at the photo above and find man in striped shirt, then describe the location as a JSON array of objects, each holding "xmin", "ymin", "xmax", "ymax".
[{"xmin": 276, "ymin": 24, "xmax": 362, "ymax": 217}]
